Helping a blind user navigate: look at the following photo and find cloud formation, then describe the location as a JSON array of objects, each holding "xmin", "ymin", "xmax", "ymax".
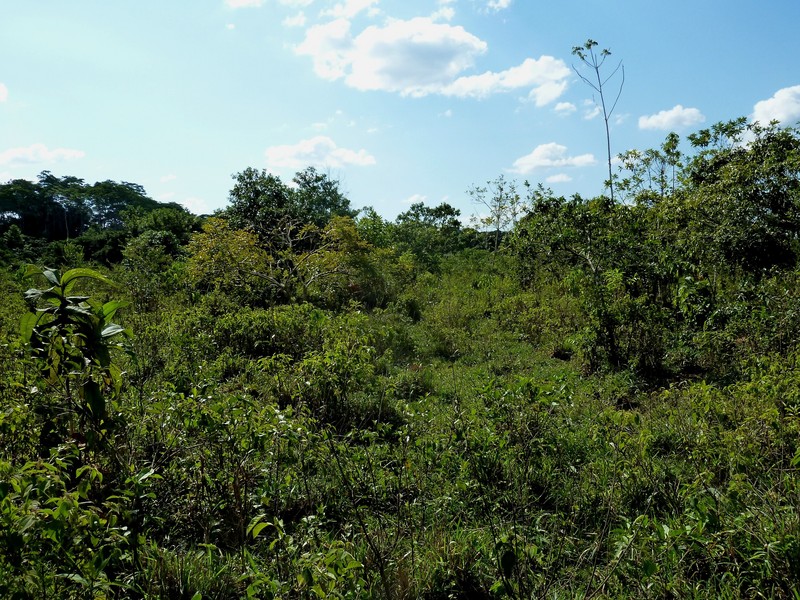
[
  {"xmin": 265, "ymin": 136, "xmax": 376, "ymax": 170},
  {"xmin": 554, "ymin": 101, "xmax": 576, "ymax": 115},
  {"xmin": 638, "ymin": 104, "xmax": 705, "ymax": 130},
  {"xmin": 546, "ymin": 173, "xmax": 572, "ymax": 183},
  {"xmin": 296, "ymin": 16, "xmax": 569, "ymax": 102},
  {"xmin": 442, "ymin": 56, "xmax": 569, "ymax": 104},
  {"xmin": 321, "ymin": 0, "xmax": 379, "ymax": 19},
  {"xmin": 487, "ymin": 0, "xmax": 512, "ymax": 10},
  {"xmin": 0, "ymin": 143, "xmax": 85, "ymax": 166},
  {"xmin": 283, "ymin": 12, "xmax": 307, "ymax": 27},
  {"xmin": 752, "ymin": 85, "xmax": 800, "ymax": 126},
  {"xmin": 509, "ymin": 142, "xmax": 595, "ymax": 174},
  {"xmin": 224, "ymin": 0, "xmax": 263, "ymax": 7},
  {"xmin": 0, "ymin": 83, "xmax": 7, "ymax": 102}
]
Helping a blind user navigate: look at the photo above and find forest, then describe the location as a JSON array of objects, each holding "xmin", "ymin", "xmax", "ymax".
[{"xmin": 1, "ymin": 117, "xmax": 800, "ymax": 598}]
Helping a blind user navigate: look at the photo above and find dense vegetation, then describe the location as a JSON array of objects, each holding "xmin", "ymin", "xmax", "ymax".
[{"xmin": 1, "ymin": 118, "xmax": 800, "ymax": 598}]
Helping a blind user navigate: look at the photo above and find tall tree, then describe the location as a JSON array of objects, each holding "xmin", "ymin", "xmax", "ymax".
[
  {"xmin": 225, "ymin": 167, "xmax": 354, "ymax": 244},
  {"xmin": 467, "ymin": 175, "xmax": 525, "ymax": 251},
  {"xmin": 572, "ymin": 39, "xmax": 625, "ymax": 202}
]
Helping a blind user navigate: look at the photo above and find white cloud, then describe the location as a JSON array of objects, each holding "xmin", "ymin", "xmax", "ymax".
[
  {"xmin": 296, "ymin": 16, "xmax": 569, "ymax": 102},
  {"xmin": 265, "ymin": 136, "xmax": 376, "ymax": 170},
  {"xmin": 554, "ymin": 101, "xmax": 576, "ymax": 115},
  {"xmin": 225, "ymin": 0, "xmax": 263, "ymax": 7},
  {"xmin": 346, "ymin": 18, "xmax": 487, "ymax": 97},
  {"xmin": 583, "ymin": 101, "xmax": 601, "ymax": 120},
  {"xmin": 443, "ymin": 56, "xmax": 569, "ymax": 104},
  {"xmin": 226, "ymin": 23, "xmax": 236, "ymax": 30},
  {"xmin": 546, "ymin": 173, "xmax": 572, "ymax": 183},
  {"xmin": 160, "ymin": 174, "xmax": 177, "ymax": 183},
  {"xmin": 280, "ymin": 0, "xmax": 313, "ymax": 6},
  {"xmin": 0, "ymin": 143, "xmax": 85, "ymax": 166},
  {"xmin": 283, "ymin": 12, "xmax": 307, "ymax": 27},
  {"xmin": 752, "ymin": 85, "xmax": 800, "ymax": 126},
  {"xmin": 321, "ymin": 0, "xmax": 379, "ymax": 19},
  {"xmin": 0, "ymin": 83, "xmax": 8, "ymax": 102},
  {"xmin": 296, "ymin": 18, "xmax": 353, "ymax": 79},
  {"xmin": 487, "ymin": 0, "xmax": 512, "ymax": 10},
  {"xmin": 181, "ymin": 197, "xmax": 213, "ymax": 215},
  {"xmin": 157, "ymin": 192, "xmax": 176, "ymax": 201},
  {"xmin": 441, "ymin": 109, "xmax": 453, "ymax": 117},
  {"xmin": 405, "ymin": 193, "xmax": 427, "ymax": 204},
  {"xmin": 509, "ymin": 142, "xmax": 595, "ymax": 174},
  {"xmin": 639, "ymin": 104, "xmax": 705, "ymax": 130},
  {"xmin": 431, "ymin": 6, "xmax": 455, "ymax": 21}
]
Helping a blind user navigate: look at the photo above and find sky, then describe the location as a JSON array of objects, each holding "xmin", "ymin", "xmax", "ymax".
[{"xmin": 2, "ymin": 0, "xmax": 800, "ymax": 221}]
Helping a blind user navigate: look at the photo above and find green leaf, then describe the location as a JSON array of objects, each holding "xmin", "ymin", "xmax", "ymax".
[
  {"xmin": 642, "ymin": 559, "xmax": 658, "ymax": 577},
  {"xmin": 60, "ymin": 573, "xmax": 90, "ymax": 586},
  {"xmin": 61, "ymin": 267, "xmax": 115, "ymax": 295},
  {"xmin": 20, "ymin": 311, "xmax": 41, "ymax": 343},
  {"xmin": 101, "ymin": 300, "xmax": 130, "ymax": 320},
  {"xmin": 101, "ymin": 323, "xmax": 126, "ymax": 338},
  {"xmin": 42, "ymin": 268, "xmax": 60, "ymax": 286},
  {"xmin": 83, "ymin": 380, "xmax": 105, "ymax": 420},
  {"xmin": 251, "ymin": 521, "xmax": 270, "ymax": 538}
]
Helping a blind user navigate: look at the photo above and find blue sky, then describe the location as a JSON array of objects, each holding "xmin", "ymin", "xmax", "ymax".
[{"xmin": 2, "ymin": 0, "xmax": 799, "ymax": 221}]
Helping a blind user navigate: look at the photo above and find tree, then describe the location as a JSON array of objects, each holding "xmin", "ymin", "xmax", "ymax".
[
  {"xmin": 467, "ymin": 175, "xmax": 525, "ymax": 250},
  {"xmin": 225, "ymin": 167, "xmax": 354, "ymax": 244},
  {"xmin": 186, "ymin": 217, "xmax": 272, "ymax": 301},
  {"xmin": 292, "ymin": 166, "xmax": 356, "ymax": 227},
  {"xmin": 572, "ymin": 39, "xmax": 625, "ymax": 202},
  {"xmin": 616, "ymin": 132, "xmax": 683, "ymax": 205},
  {"xmin": 87, "ymin": 179, "xmax": 160, "ymax": 229},
  {"xmin": 0, "ymin": 173, "xmax": 89, "ymax": 240},
  {"xmin": 394, "ymin": 202, "xmax": 464, "ymax": 271},
  {"xmin": 682, "ymin": 119, "xmax": 800, "ymax": 274}
]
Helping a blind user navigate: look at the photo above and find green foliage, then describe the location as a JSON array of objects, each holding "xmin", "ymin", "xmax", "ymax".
[
  {"xmin": 3, "ymin": 120, "xmax": 800, "ymax": 598},
  {"xmin": 21, "ymin": 265, "xmax": 130, "ymax": 450},
  {"xmin": 225, "ymin": 166, "xmax": 355, "ymax": 243}
]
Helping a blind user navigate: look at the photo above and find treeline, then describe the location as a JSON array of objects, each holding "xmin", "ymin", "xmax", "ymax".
[{"xmin": 509, "ymin": 118, "xmax": 800, "ymax": 378}]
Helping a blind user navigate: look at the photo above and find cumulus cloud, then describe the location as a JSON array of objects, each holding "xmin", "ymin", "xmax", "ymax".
[
  {"xmin": 283, "ymin": 12, "xmax": 307, "ymax": 27},
  {"xmin": 0, "ymin": 83, "xmax": 8, "ymax": 102},
  {"xmin": 0, "ymin": 143, "xmax": 85, "ymax": 166},
  {"xmin": 639, "ymin": 104, "xmax": 705, "ymax": 130},
  {"xmin": 487, "ymin": 0, "xmax": 512, "ymax": 10},
  {"xmin": 321, "ymin": 0, "xmax": 378, "ymax": 19},
  {"xmin": 346, "ymin": 18, "xmax": 488, "ymax": 96},
  {"xmin": 225, "ymin": 0, "xmax": 263, "ymax": 7},
  {"xmin": 431, "ymin": 6, "xmax": 455, "ymax": 21},
  {"xmin": 296, "ymin": 18, "xmax": 353, "ymax": 79},
  {"xmin": 265, "ymin": 136, "xmax": 376, "ymax": 170},
  {"xmin": 509, "ymin": 142, "xmax": 595, "ymax": 174},
  {"xmin": 181, "ymin": 197, "xmax": 214, "ymax": 215},
  {"xmin": 442, "ymin": 56, "xmax": 569, "ymax": 104},
  {"xmin": 752, "ymin": 85, "xmax": 800, "ymax": 126},
  {"xmin": 583, "ymin": 101, "xmax": 601, "ymax": 120},
  {"xmin": 280, "ymin": 0, "xmax": 313, "ymax": 6},
  {"xmin": 296, "ymin": 16, "xmax": 569, "ymax": 102},
  {"xmin": 554, "ymin": 101, "xmax": 576, "ymax": 115},
  {"xmin": 546, "ymin": 173, "xmax": 572, "ymax": 183}
]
